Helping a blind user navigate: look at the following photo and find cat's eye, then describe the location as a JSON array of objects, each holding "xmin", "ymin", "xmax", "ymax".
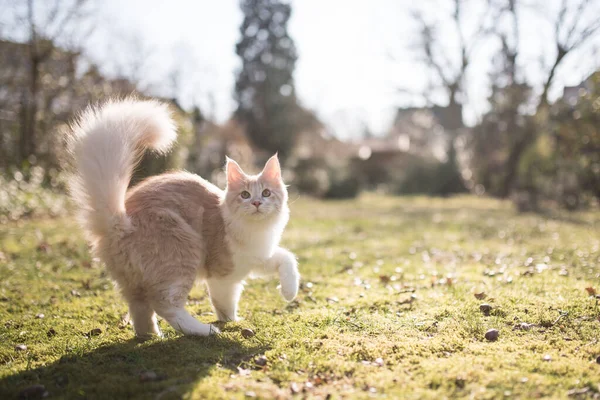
[
  {"xmin": 262, "ymin": 189, "xmax": 271, "ymax": 197},
  {"xmin": 240, "ymin": 191, "xmax": 251, "ymax": 199}
]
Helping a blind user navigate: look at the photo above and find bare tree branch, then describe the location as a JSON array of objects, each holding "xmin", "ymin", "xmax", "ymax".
[
  {"xmin": 407, "ymin": 0, "xmax": 498, "ymax": 113},
  {"xmin": 539, "ymin": 0, "xmax": 600, "ymax": 109}
]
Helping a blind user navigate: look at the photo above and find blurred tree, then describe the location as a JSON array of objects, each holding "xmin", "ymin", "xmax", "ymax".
[
  {"xmin": 409, "ymin": 0, "xmax": 498, "ymax": 130},
  {"xmin": 405, "ymin": 0, "xmax": 498, "ymax": 195},
  {"xmin": 470, "ymin": 0, "xmax": 534, "ymax": 197},
  {"xmin": 545, "ymin": 72, "xmax": 600, "ymax": 209},
  {"xmin": 3, "ymin": 0, "xmax": 95, "ymax": 163},
  {"xmin": 502, "ymin": 0, "xmax": 600, "ymax": 197},
  {"xmin": 234, "ymin": 0, "xmax": 301, "ymax": 162}
]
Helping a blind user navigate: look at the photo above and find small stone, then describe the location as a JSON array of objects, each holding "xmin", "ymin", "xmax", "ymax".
[
  {"xmin": 290, "ymin": 382, "xmax": 300, "ymax": 394},
  {"xmin": 513, "ymin": 322, "xmax": 534, "ymax": 331},
  {"xmin": 241, "ymin": 328, "xmax": 255, "ymax": 339},
  {"xmin": 15, "ymin": 344, "xmax": 27, "ymax": 351},
  {"xmin": 55, "ymin": 375, "xmax": 69, "ymax": 387},
  {"xmin": 326, "ymin": 296, "xmax": 339, "ymax": 303},
  {"xmin": 567, "ymin": 388, "xmax": 590, "ymax": 396},
  {"xmin": 70, "ymin": 290, "xmax": 81, "ymax": 297},
  {"xmin": 485, "ymin": 329, "xmax": 499, "ymax": 341},
  {"xmin": 374, "ymin": 357, "xmax": 384, "ymax": 367},
  {"xmin": 479, "ymin": 304, "xmax": 492, "ymax": 316},
  {"xmin": 245, "ymin": 391, "xmax": 256, "ymax": 398},
  {"xmin": 17, "ymin": 384, "xmax": 48, "ymax": 399},
  {"xmin": 255, "ymin": 355, "xmax": 268, "ymax": 367},
  {"xmin": 543, "ymin": 354, "xmax": 552, "ymax": 362},
  {"xmin": 87, "ymin": 328, "xmax": 102, "ymax": 337},
  {"xmin": 35, "ymin": 313, "xmax": 44, "ymax": 319},
  {"xmin": 139, "ymin": 371, "xmax": 158, "ymax": 382}
]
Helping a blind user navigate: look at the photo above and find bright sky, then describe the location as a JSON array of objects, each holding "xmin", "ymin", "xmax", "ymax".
[{"xmin": 63, "ymin": 0, "xmax": 600, "ymax": 138}]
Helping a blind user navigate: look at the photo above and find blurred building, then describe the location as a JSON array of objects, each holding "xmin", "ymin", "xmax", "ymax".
[
  {"xmin": 0, "ymin": 39, "xmax": 143, "ymax": 166},
  {"xmin": 562, "ymin": 71, "xmax": 600, "ymax": 106},
  {"xmin": 348, "ymin": 105, "xmax": 464, "ymax": 189}
]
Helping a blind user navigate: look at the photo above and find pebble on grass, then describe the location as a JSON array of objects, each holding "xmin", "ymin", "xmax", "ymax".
[
  {"xmin": 87, "ymin": 328, "xmax": 102, "ymax": 337},
  {"xmin": 485, "ymin": 329, "xmax": 499, "ymax": 341},
  {"xmin": 513, "ymin": 322, "xmax": 534, "ymax": 331},
  {"xmin": 255, "ymin": 355, "xmax": 268, "ymax": 367},
  {"xmin": 479, "ymin": 304, "xmax": 492, "ymax": 316},
  {"xmin": 241, "ymin": 328, "xmax": 255, "ymax": 339},
  {"xmin": 139, "ymin": 371, "xmax": 158, "ymax": 382},
  {"xmin": 15, "ymin": 344, "xmax": 27, "ymax": 351},
  {"xmin": 18, "ymin": 384, "xmax": 48, "ymax": 399},
  {"xmin": 290, "ymin": 382, "xmax": 300, "ymax": 394}
]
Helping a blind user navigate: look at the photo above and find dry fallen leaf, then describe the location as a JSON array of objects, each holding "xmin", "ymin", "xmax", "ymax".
[
  {"xmin": 474, "ymin": 292, "xmax": 487, "ymax": 300},
  {"xmin": 585, "ymin": 287, "xmax": 596, "ymax": 296}
]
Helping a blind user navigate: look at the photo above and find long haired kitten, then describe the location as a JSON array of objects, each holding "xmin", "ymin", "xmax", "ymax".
[{"xmin": 68, "ymin": 99, "xmax": 299, "ymax": 337}]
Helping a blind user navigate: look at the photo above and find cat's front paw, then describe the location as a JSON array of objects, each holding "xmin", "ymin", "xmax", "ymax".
[
  {"xmin": 279, "ymin": 258, "xmax": 299, "ymax": 301},
  {"xmin": 280, "ymin": 277, "xmax": 299, "ymax": 301}
]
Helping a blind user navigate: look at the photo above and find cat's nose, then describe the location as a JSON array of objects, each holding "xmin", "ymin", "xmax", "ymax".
[{"xmin": 251, "ymin": 201, "xmax": 262, "ymax": 208}]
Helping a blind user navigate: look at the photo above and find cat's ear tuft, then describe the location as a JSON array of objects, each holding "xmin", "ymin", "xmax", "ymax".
[
  {"xmin": 261, "ymin": 153, "xmax": 281, "ymax": 182},
  {"xmin": 226, "ymin": 157, "xmax": 246, "ymax": 187}
]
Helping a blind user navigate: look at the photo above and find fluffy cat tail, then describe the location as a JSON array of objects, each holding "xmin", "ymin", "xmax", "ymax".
[{"xmin": 68, "ymin": 98, "xmax": 177, "ymax": 239}]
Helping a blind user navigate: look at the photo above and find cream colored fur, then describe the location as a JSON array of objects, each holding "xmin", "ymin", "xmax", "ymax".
[{"xmin": 68, "ymin": 98, "xmax": 299, "ymax": 337}]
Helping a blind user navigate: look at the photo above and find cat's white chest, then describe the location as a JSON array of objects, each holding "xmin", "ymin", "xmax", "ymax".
[{"xmin": 226, "ymin": 228, "xmax": 279, "ymax": 279}]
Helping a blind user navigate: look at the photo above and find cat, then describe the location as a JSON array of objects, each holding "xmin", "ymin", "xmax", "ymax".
[{"xmin": 67, "ymin": 98, "xmax": 300, "ymax": 337}]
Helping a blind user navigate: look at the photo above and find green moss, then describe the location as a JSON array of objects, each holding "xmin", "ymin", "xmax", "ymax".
[{"xmin": 1, "ymin": 194, "xmax": 599, "ymax": 399}]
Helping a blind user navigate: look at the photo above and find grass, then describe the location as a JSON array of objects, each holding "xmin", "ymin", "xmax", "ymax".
[{"xmin": 1, "ymin": 194, "xmax": 599, "ymax": 399}]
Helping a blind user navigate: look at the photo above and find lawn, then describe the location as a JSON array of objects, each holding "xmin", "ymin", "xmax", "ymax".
[{"xmin": 1, "ymin": 194, "xmax": 599, "ymax": 399}]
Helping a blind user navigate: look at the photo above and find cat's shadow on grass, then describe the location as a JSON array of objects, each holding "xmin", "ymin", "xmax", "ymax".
[{"xmin": 1, "ymin": 329, "xmax": 270, "ymax": 399}]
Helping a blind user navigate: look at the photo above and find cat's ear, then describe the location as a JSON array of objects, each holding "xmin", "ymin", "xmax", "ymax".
[
  {"xmin": 226, "ymin": 157, "xmax": 246, "ymax": 187},
  {"xmin": 261, "ymin": 153, "xmax": 282, "ymax": 182}
]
